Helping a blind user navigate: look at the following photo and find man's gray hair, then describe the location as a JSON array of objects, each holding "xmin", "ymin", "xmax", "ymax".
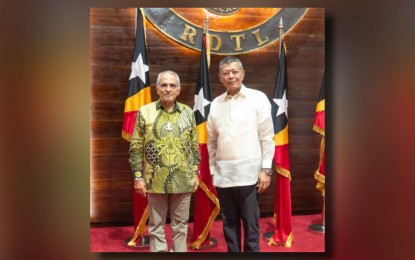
[
  {"xmin": 219, "ymin": 56, "xmax": 244, "ymax": 71},
  {"xmin": 156, "ymin": 70, "xmax": 181, "ymax": 86}
]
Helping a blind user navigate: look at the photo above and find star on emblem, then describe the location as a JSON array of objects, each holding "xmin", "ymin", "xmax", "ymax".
[
  {"xmin": 193, "ymin": 87, "xmax": 211, "ymax": 118},
  {"xmin": 129, "ymin": 53, "xmax": 149, "ymax": 83},
  {"xmin": 273, "ymin": 90, "xmax": 288, "ymax": 117}
]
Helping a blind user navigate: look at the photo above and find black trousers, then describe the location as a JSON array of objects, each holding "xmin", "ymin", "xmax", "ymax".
[{"xmin": 216, "ymin": 184, "xmax": 260, "ymax": 252}]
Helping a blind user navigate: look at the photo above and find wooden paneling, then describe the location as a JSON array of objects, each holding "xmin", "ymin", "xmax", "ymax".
[
  {"xmin": 90, "ymin": 8, "xmax": 325, "ymax": 224},
  {"xmin": 92, "ymin": 138, "xmax": 130, "ymax": 155},
  {"xmin": 91, "ymin": 121, "xmax": 123, "ymax": 138}
]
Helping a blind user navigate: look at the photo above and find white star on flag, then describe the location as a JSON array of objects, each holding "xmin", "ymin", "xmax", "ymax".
[
  {"xmin": 273, "ymin": 90, "xmax": 288, "ymax": 117},
  {"xmin": 129, "ymin": 53, "xmax": 149, "ymax": 83},
  {"xmin": 193, "ymin": 87, "xmax": 211, "ymax": 118}
]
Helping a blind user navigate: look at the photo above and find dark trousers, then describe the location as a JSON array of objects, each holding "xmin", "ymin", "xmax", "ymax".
[{"xmin": 216, "ymin": 184, "xmax": 260, "ymax": 252}]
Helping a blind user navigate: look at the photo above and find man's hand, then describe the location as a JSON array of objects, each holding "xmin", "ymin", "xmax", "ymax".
[
  {"xmin": 193, "ymin": 175, "xmax": 200, "ymax": 192},
  {"xmin": 134, "ymin": 178, "xmax": 147, "ymax": 197},
  {"xmin": 257, "ymin": 171, "xmax": 271, "ymax": 193}
]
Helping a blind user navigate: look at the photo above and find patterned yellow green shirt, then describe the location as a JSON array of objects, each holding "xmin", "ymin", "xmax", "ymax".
[{"xmin": 129, "ymin": 100, "xmax": 200, "ymax": 193}]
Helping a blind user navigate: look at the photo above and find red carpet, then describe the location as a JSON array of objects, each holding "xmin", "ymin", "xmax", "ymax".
[{"xmin": 90, "ymin": 214, "xmax": 324, "ymax": 252}]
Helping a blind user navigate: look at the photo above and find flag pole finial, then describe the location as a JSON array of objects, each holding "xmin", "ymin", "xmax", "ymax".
[
  {"xmin": 279, "ymin": 17, "xmax": 284, "ymax": 57},
  {"xmin": 204, "ymin": 13, "xmax": 210, "ymax": 33},
  {"xmin": 204, "ymin": 13, "xmax": 211, "ymax": 67}
]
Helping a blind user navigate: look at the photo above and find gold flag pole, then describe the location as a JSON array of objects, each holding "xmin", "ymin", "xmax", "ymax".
[
  {"xmin": 279, "ymin": 17, "xmax": 283, "ymax": 58},
  {"xmin": 204, "ymin": 13, "xmax": 211, "ymax": 68},
  {"xmin": 262, "ymin": 17, "xmax": 285, "ymax": 243},
  {"xmin": 194, "ymin": 12, "xmax": 219, "ymax": 250},
  {"xmin": 125, "ymin": 7, "xmax": 151, "ymax": 249},
  {"xmin": 204, "ymin": 13, "xmax": 209, "ymax": 33},
  {"xmin": 262, "ymin": 17, "xmax": 285, "ymax": 244}
]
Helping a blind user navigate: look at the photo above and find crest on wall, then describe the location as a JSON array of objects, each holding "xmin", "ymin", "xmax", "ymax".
[{"xmin": 143, "ymin": 8, "xmax": 307, "ymax": 55}]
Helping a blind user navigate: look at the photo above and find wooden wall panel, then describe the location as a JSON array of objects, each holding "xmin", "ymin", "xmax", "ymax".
[
  {"xmin": 90, "ymin": 8, "xmax": 325, "ymax": 224},
  {"xmin": 91, "ymin": 121, "xmax": 123, "ymax": 138}
]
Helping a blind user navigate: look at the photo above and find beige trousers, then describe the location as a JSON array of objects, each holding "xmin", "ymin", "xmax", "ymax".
[{"xmin": 147, "ymin": 192, "xmax": 192, "ymax": 252}]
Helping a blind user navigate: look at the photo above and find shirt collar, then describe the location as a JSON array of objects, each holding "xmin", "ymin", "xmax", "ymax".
[
  {"xmin": 224, "ymin": 85, "xmax": 247, "ymax": 100},
  {"xmin": 156, "ymin": 100, "xmax": 181, "ymax": 112}
]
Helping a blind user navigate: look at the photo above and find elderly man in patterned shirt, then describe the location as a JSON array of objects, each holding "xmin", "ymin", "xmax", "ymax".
[{"xmin": 129, "ymin": 70, "xmax": 200, "ymax": 252}]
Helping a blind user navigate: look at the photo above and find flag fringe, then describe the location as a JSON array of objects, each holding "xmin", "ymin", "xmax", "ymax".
[
  {"xmin": 127, "ymin": 206, "xmax": 149, "ymax": 246},
  {"xmin": 313, "ymin": 125, "xmax": 325, "ymax": 136},
  {"xmin": 121, "ymin": 130, "xmax": 132, "ymax": 142},
  {"xmin": 187, "ymin": 180, "xmax": 220, "ymax": 249},
  {"xmin": 314, "ymin": 171, "xmax": 325, "ymax": 197},
  {"xmin": 276, "ymin": 165, "xmax": 291, "ymax": 181},
  {"xmin": 314, "ymin": 171, "xmax": 325, "ymax": 184},
  {"xmin": 314, "ymin": 137, "xmax": 325, "ymax": 197},
  {"xmin": 268, "ymin": 231, "xmax": 294, "ymax": 247}
]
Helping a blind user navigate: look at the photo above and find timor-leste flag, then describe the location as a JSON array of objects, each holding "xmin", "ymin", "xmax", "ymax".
[
  {"xmin": 314, "ymin": 72, "xmax": 325, "ymax": 197},
  {"xmin": 123, "ymin": 9, "xmax": 152, "ymax": 247},
  {"xmin": 269, "ymin": 40, "xmax": 294, "ymax": 247},
  {"xmin": 188, "ymin": 32, "xmax": 220, "ymax": 250},
  {"xmin": 122, "ymin": 8, "xmax": 151, "ymax": 141}
]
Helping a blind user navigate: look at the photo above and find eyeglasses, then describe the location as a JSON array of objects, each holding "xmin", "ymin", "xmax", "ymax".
[{"xmin": 159, "ymin": 83, "xmax": 179, "ymax": 89}]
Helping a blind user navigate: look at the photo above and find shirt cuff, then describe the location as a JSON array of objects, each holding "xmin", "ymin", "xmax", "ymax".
[
  {"xmin": 261, "ymin": 159, "xmax": 273, "ymax": 169},
  {"xmin": 209, "ymin": 165, "xmax": 216, "ymax": 175}
]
